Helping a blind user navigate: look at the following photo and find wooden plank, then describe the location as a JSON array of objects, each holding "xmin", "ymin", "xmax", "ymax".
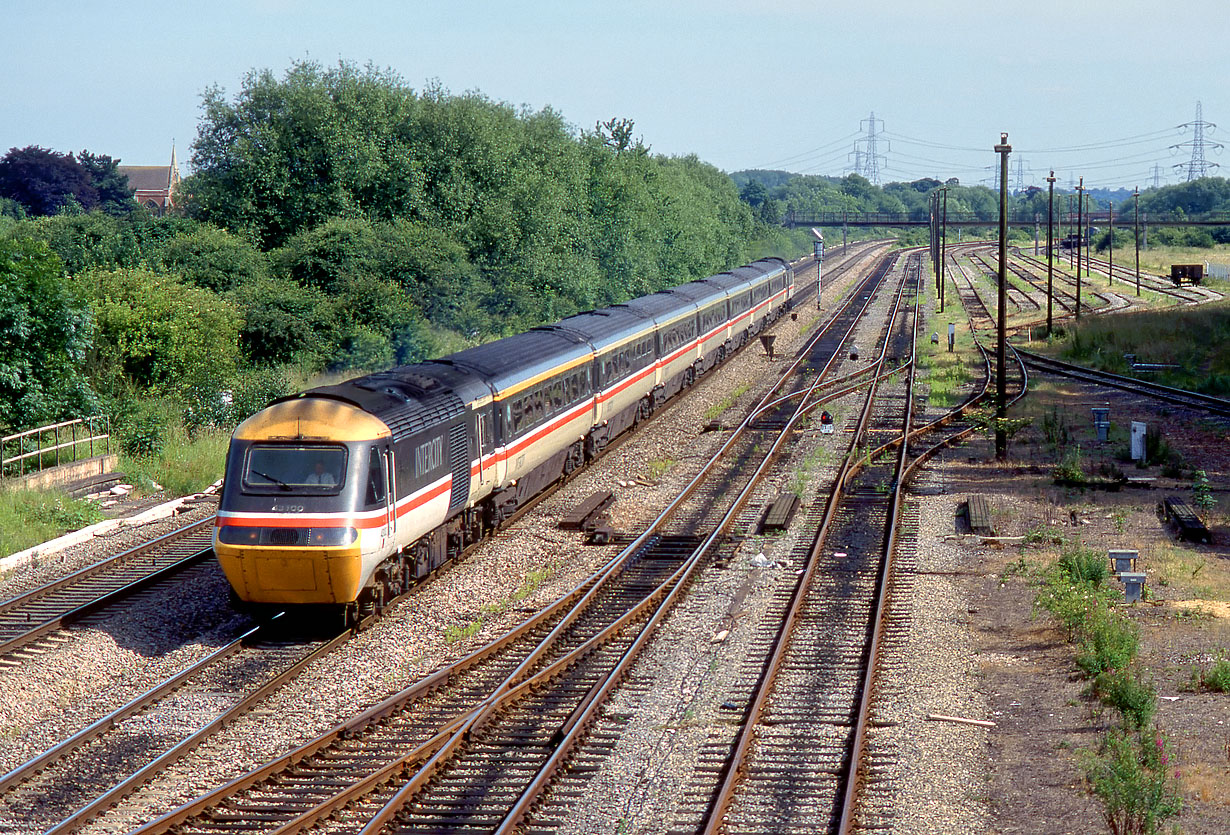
[
  {"xmin": 761, "ymin": 494, "xmax": 800, "ymax": 533},
  {"xmin": 1163, "ymin": 497, "xmax": 1211, "ymax": 544},
  {"xmin": 967, "ymin": 495, "xmax": 993, "ymax": 535},
  {"xmin": 560, "ymin": 490, "xmax": 615, "ymax": 531}
]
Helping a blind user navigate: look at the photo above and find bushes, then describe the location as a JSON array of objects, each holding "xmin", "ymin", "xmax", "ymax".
[
  {"xmin": 1032, "ymin": 547, "xmax": 1183, "ymax": 832},
  {"xmin": 1075, "ymin": 605, "xmax": 1139, "ymax": 680},
  {"xmin": 1080, "ymin": 728, "xmax": 1182, "ymax": 835},
  {"xmin": 79, "ymin": 267, "xmax": 240, "ymax": 397},
  {"xmin": 1093, "ymin": 668, "xmax": 1156, "ymax": 730}
]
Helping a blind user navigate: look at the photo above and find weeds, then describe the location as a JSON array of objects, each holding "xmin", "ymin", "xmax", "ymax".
[
  {"xmin": 1054, "ymin": 444, "xmax": 1086, "ymax": 485},
  {"xmin": 1043, "ymin": 406, "xmax": 1072, "ymax": 447},
  {"xmin": 1033, "ymin": 549, "xmax": 1181, "ymax": 832},
  {"xmin": 1092, "ymin": 667, "xmax": 1155, "ymax": 729},
  {"xmin": 1074, "ymin": 605, "xmax": 1139, "ymax": 679},
  {"xmin": 703, "ymin": 383, "xmax": 752, "ymax": 423},
  {"xmin": 512, "ymin": 566, "xmax": 553, "ymax": 604},
  {"xmin": 1080, "ymin": 728, "xmax": 1182, "ymax": 835},
  {"xmin": 1192, "ymin": 470, "xmax": 1216, "ymax": 513},
  {"xmin": 1024, "ymin": 522, "xmax": 1065, "ymax": 546},
  {"xmin": 1191, "ymin": 657, "xmax": 1230, "ymax": 693},
  {"xmin": 646, "ymin": 459, "xmax": 675, "ymax": 481},
  {"xmin": 443, "ymin": 619, "xmax": 482, "ymax": 644},
  {"xmin": 1059, "ymin": 545, "xmax": 1111, "ymax": 585}
]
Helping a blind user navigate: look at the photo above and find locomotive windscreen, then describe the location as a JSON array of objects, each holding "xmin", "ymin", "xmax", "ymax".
[{"xmin": 242, "ymin": 444, "xmax": 347, "ymax": 493}]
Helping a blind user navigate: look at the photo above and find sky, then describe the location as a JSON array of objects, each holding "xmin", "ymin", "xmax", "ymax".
[{"xmin": 3, "ymin": 0, "xmax": 1228, "ymax": 192}]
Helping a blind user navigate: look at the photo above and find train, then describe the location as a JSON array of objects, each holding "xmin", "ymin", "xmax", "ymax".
[{"xmin": 214, "ymin": 257, "xmax": 795, "ymax": 623}]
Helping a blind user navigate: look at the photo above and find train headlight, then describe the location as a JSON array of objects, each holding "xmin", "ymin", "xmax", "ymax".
[
  {"xmin": 307, "ymin": 527, "xmax": 359, "ymax": 546},
  {"xmin": 217, "ymin": 526, "xmax": 262, "ymax": 546}
]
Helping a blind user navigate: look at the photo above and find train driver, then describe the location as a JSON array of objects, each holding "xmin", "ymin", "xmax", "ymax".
[{"xmin": 305, "ymin": 460, "xmax": 337, "ymax": 486}]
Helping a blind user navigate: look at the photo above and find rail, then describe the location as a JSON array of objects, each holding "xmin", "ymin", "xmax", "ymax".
[{"xmin": 1, "ymin": 415, "xmax": 111, "ymax": 479}]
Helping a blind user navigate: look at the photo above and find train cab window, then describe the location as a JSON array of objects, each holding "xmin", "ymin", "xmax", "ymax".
[
  {"xmin": 243, "ymin": 445, "xmax": 346, "ymax": 493},
  {"xmin": 365, "ymin": 447, "xmax": 386, "ymax": 506}
]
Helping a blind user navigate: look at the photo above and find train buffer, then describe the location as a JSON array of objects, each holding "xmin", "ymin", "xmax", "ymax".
[
  {"xmin": 965, "ymin": 495, "xmax": 994, "ymax": 535},
  {"xmin": 560, "ymin": 490, "xmax": 615, "ymax": 532},
  {"xmin": 1161, "ymin": 497, "xmax": 1211, "ymax": 544}
]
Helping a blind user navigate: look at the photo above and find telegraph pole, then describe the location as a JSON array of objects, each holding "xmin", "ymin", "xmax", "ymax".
[
  {"xmin": 1046, "ymin": 170, "xmax": 1055, "ymax": 337},
  {"xmin": 1107, "ymin": 201, "xmax": 1114, "ymax": 285},
  {"xmin": 940, "ymin": 186, "xmax": 948, "ymax": 313},
  {"xmin": 930, "ymin": 191, "xmax": 940, "ymax": 296},
  {"xmin": 1075, "ymin": 177, "xmax": 1084, "ymax": 320},
  {"xmin": 994, "ymin": 133, "xmax": 1011, "ymax": 459},
  {"xmin": 1134, "ymin": 187, "xmax": 1141, "ymax": 296}
]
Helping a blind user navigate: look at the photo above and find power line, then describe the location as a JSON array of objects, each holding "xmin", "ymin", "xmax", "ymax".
[{"xmin": 757, "ymin": 131, "xmax": 862, "ymax": 169}]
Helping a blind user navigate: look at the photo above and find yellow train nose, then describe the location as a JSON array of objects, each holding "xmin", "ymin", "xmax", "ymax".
[{"xmin": 215, "ymin": 543, "xmax": 364, "ymax": 605}]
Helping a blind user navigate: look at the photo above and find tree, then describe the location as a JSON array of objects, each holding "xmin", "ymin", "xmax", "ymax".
[
  {"xmin": 186, "ymin": 60, "xmax": 426, "ymax": 247},
  {"xmin": 0, "ymin": 238, "xmax": 98, "ymax": 431},
  {"xmin": 272, "ymin": 216, "xmax": 382, "ymax": 294},
  {"xmin": 77, "ymin": 151, "xmax": 135, "ymax": 216},
  {"xmin": 228, "ymin": 275, "xmax": 337, "ymax": 367},
  {"xmin": 740, "ymin": 179, "xmax": 769, "ymax": 208},
  {"xmin": 159, "ymin": 225, "xmax": 268, "ymax": 291},
  {"xmin": 0, "ymin": 146, "xmax": 98, "ymax": 216},
  {"xmin": 78, "ymin": 267, "xmax": 239, "ymax": 396},
  {"xmin": 18, "ymin": 212, "xmax": 141, "ymax": 274}
]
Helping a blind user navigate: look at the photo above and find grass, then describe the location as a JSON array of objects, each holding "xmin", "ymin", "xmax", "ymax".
[
  {"xmin": 703, "ymin": 383, "xmax": 752, "ymax": 423},
  {"xmin": 119, "ymin": 425, "xmax": 231, "ymax": 497},
  {"xmin": 0, "ymin": 489, "xmax": 105, "ymax": 558},
  {"xmin": 1147, "ymin": 541, "xmax": 1228, "ymax": 602},
  {"xmin": 645, "ymin": 459, "xmax": 675, "ymax": 481},
  {"xmin": 1048, "ymin": 297, "xmax": 1230, "ymax": 396},
  {"xmin": 919, "ymin": 275, "xmax": 980, "ymax": 409},
  {"xmin": 1130, "ymin": 242, "xmax": 1230, "ymax": 275}
]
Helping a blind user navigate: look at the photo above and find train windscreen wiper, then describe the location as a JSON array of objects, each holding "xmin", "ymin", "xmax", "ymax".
[{"xmin": 251, "ymin": 470, "xmax": 293, "ymax": 490}]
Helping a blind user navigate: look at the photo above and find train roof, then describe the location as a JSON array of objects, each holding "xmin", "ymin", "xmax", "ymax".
[
  {"xmin": 546, "ymin": 306, "xmax": 652, "ymax": 352},
  {"xmin": 615, "ymin": 291, "xmax": 697, "ymax": 323},
  {"xmin": 667, "ymin": 278, "xmax": 728, "ymax": 306},
  {"xmin": 281, "ymin": 363, "xmax": 482, "ymax": 442},
  {"xmin": 439, "ymin": 328, "xmax": 592, "ymax": 394}
]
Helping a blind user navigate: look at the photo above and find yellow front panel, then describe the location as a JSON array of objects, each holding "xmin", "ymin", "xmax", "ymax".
[{"xmin": 217, "ymin": 543, "xmax": 364, "ymax": 605}]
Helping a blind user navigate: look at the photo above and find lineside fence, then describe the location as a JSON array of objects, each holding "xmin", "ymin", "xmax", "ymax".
[{"xmin": 1, "ymin": 417, "xmax": 111, "ymax": 480}]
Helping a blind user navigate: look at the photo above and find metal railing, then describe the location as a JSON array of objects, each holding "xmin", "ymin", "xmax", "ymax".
[
  {"xmin": 1, "ymin": 416, "xmax": 111, "ymax": 479},
  {"xmin": 1206, "ymin": 261, "xmax": 1230, "ymax": 280}
]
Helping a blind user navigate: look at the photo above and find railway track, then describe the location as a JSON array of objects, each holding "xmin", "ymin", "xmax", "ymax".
[
  {"xmin": 0, "ymin": 517, "xmax": 215, "ymax": 662},
  {"xmin": 109, "ymin": 248, "xmax": 908, "ymax": 835},
  {"xmin": 5, "ymin": 617, "xmax": 350, "ymax": 835},
  {"xmin": 1015, "ymin": 249, "xmax": 1213, "ymax": 306},
  {"xmin": 1015, "ymin": 349, "xmax": 1230, "ymax": 417}
]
